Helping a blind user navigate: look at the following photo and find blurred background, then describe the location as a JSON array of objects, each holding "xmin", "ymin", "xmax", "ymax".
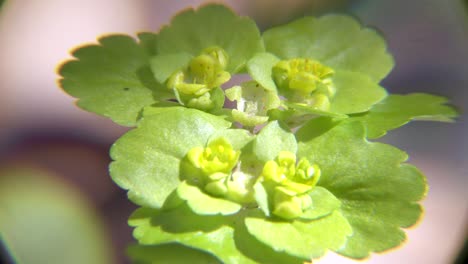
[{"xmin": 0, "ymin": 0, "xmax": 466, "ymax": 263}]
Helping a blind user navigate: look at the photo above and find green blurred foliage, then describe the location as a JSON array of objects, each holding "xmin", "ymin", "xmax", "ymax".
[{"xmin": 0, "ymin": 167, "xmax": 114, "ymax": 264}]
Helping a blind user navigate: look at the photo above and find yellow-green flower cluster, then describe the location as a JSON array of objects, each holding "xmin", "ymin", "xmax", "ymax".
[
  {"xmin": 272, "ymin": 58, "xmax": 335, "ymax": 111},
  {"xmin": 168, "ymin": 46, "xmax": 231, "ymax": 96},
  {"xmin": 261, "ymin": 151, "xmax": 321, "ymax": 219},
  {"xmin": 187, "ymin": 138, "xmax": 240, "ymax": 197}
]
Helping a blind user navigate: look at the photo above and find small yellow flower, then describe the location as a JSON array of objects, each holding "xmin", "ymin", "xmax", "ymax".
[
  {"xmin": 187, "ymin": 137, "xmax": 242, "ymax": 197},
  {"xmin": 259, "ymin": 151, "xmax": 321, "ymax": 219},
  {"xmin": 187, "ymin": 137, "xmax": 240, "ymax": 176},
  {"xmin": 272, "ymin": 58, "xmax": 335, "ymax": 111},
  {"xmin": 168, "ymin": 46, "xmax": 231, "ymax": 96}
]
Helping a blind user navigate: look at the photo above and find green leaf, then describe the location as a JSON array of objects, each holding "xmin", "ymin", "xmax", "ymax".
[
  {"xmin": 301, "ymin": 187, "xmax": 341, "ymax": 220},
  {"xmin": 295, "ymin": 116, "xmax": 341, "ymax": 142},
  {"xmin": 209, "ymin": 87, "xmax": 227, "ymax": 112},
  {"xmin": 329, "ymin": 71, "xmax": 387, "ymax": 114},
  {"xmin": 150, "ymin": 52, "xmax": 193, "ymax": 83},
  {"xmin": 0, "ymin": 167, "xmax": 113, "ymax": 264},
  {"xmin": 298, "ymin": 122, "xmax": 427, "ymax": 258},
  {"xmin": 253, "ymin": 182, "xmax": 270, "ymax": 216},
  {"xmin": 129, "ymin": 205, "xmax": 305, "ymax": 264},
  {"xmin": 129, "ymin": 206, "xmax": 245, "ymax": 262},
  {"xmin": 232, "ymin": 211, "xmax": 308, "ymax": 264},
  {"xmin": 59, "ymin": 35, "xmax": 172, "ymax": 126},
  {"xmin": 137, "ymin": 32, "xmax": 158, "ymax": 56},
  {"xmin": 127, "ymin": 243, "xmax": 221, "ymax": 264},
  {"xmin": 177, "ymin": 181, "xmax": 242, "ymax": 215},
  {"xmin": 245, "ymin": 210, "xmax": 352, "ymax": 259},
  {"xmin": 157, "ymin": 5, "xmax": 264, "ymax": 73},
  {"xmin": 284, "ymin": 102, "xmax": 347, "ymax": 118},
  {"xmin": 263, "ymin": 15, "xmax": 394, "ymax": 81},
  {"xmin": 109, "ymin": 107, "xmax": 230, "ymax": 208},
  {"xmin": 246, "ymin": 52, "xmax": 280, "ymax": 91},
  {"xmin": 350, "ymin": 93, "xmax": 458, "ymax": 138},
  {"xmin": 253, "ymin": 121, "xmax": 297, "ymax": 162}
]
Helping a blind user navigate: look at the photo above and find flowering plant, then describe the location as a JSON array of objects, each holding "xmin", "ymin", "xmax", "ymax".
[{"xmin": 58, "ymin": 4, "xmax": 457, "ymax": 263}]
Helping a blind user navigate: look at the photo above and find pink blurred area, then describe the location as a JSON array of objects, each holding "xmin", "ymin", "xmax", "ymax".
[{"xmin": 0, "ymin": 1, "xmax": 466, "ymax": 263}]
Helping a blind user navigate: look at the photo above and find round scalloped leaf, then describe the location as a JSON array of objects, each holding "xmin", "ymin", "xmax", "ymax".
[
  {"xmin": 245, "ymin": 210, "xmax": 352, "ymax": 259},
  {"xmin": 129, "ymin": 206, "xmax": 306, "ymax": 264},
  {"xmin": 253, "ymin": 121, "xmax": 297, "ymax": 162},
  {"xmin": 157, "ymin": 5, "xmax": 264, "ymax": 73},
  {"xmin": 297, "ymin": 121, "xmax": 427, "ymax": 258},
  {"xmin": 263, "ymin": 15, "xmax": 394, "ymax": 81},
  {"xmin": 350, "ymin": 93, "xmax": 458, "ymax": 139},
  {"xmin": 110, "ymin": 107, "xmax": 230, "ymax": 208},
  {"xmin": 127, "ymin": 243, "xmax": 221, "ymax": 264},
  {"xmin": 177, "ymin": 181, "xmax": 242, "ymax": 215},
  {"xmin": 59, "ymin": 34, "xmax": 172, "ymax": 126}
]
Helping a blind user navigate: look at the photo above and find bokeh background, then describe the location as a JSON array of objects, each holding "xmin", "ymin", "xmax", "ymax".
[{"xmin": 0, "ymin": 1, "xmax": 466, "ymax": 263}]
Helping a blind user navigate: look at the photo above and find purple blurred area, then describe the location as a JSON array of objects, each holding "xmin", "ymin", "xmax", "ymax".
[{"xmin": 0, "ymin": 1, "xmax": 466, "ymax": 263}]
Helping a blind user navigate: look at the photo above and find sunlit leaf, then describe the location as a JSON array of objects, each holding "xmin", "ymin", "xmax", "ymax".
[
  {"xmin": 350, "ymin": 93, "xmax": 458, "ymax": 138},
  {"xmin": 157, "ymin": 5, "xmax": 264, "ymax": 73},
  {"xmin": 59, "ymin": 34, "xmax": 171, "ymax": 126},
  {"xmin": 298, "ymin": 122, "xmax": 427, "ymax": 258},
  {"xmin": 110, "ymin": 107, "xmax": 230, "ymax": 208},
  {"xmin": 263, "ymin": 15, "xmax": 394, "ymax": 81}
]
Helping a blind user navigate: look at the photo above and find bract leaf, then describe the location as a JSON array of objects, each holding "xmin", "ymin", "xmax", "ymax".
[
  {"xmin": 150, "ymin": 52, "xmax": 193, "ymax": 83},
  {"xmin": 263, "ymin": 15, "xmax": 394, "ymax": 81},
  {"xmin": 301, "ymin": 187, "xmax": 341, "ymax": 220},
  {"xmin": 329, "ymin": 71, "xmax": 387, "ymax": 114},
  {"xmin": 109, "ymin": 107, "xmax": 230, "ymax": 208},
  {"xmin": 246, "ymin": 52, "xmax": 280, "ymax": 91},
  {"xmin": 129, "ymin": 205, "xmax": 305, "ymax": 264},
  {"xmin": 127, "ymin": 243, "xmax": 221, "ymax": 264},
  {"xmin": 157, "ymin": 5, "xmax": 264, "ymax": 73},
  {"xmin": 283, "ymin": 102, "xmax": 347, "ymax": 118},
  {"xmin": 245, "ymin": 210, "xmax": 352, "ymax": 259},
  {"xmin": 295, "ymin": 116, "xmax": 341, "ymax": 142},
  {"xmin": 298, "ymin": 121, "xmax": 427, "ymax": 258},
  {"xmin": 253, "ymin": 121, "xmax": 297, "ymax": 162},
  {"xmin": 177, "ymin": 181, "xmax": 242, "ymax": 215},
  {"xmin": 253, "ymin": 182, "xmax": 270, "ymax": 216},
  {"xmin": 350, "ymin": 93, "xmax": 458, "ymax": 138},
  {"xmin": 59, "ymin": 34, "xmax": 171, "ymax": 126}
]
